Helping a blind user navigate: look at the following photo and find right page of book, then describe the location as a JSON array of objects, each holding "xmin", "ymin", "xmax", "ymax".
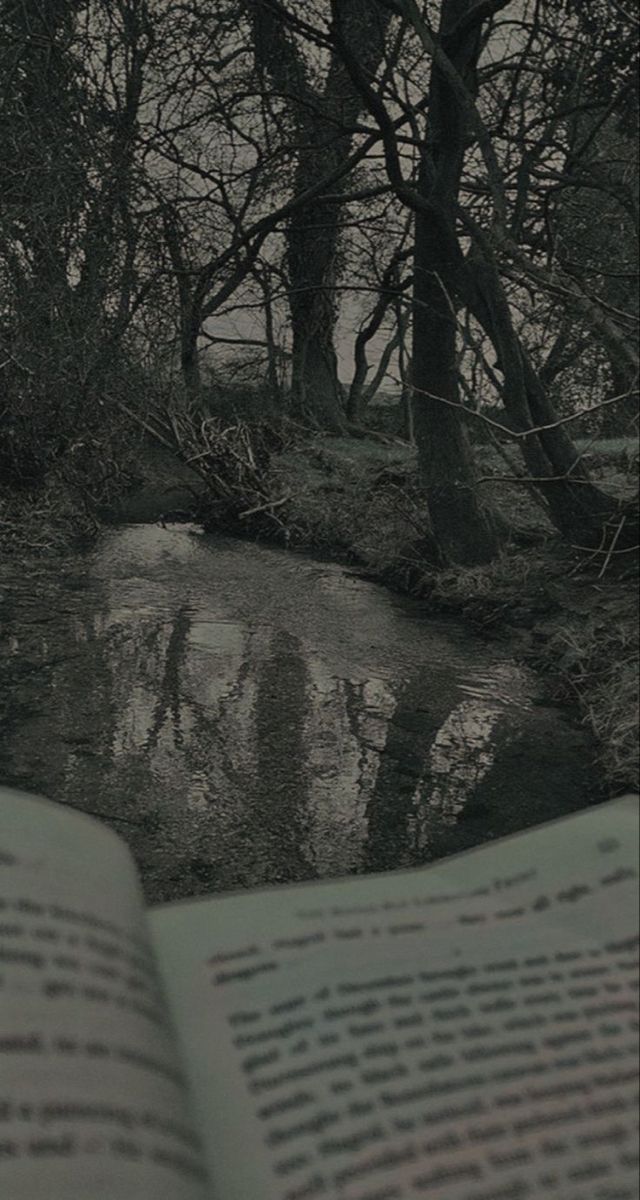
[{"xmin": 150, "ymin": 795, "xmax": 639, "ymax": 1200}]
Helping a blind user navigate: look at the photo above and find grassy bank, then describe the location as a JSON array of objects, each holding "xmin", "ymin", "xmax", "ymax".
[{"xmin": 265, "ymin": 434, "xmax": 638, "ymax": 795}]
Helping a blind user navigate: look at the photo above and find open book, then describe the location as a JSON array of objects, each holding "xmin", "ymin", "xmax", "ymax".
[{"xmin": 0, "ymin": 786, "xmax": 638, "ymax": 1200}]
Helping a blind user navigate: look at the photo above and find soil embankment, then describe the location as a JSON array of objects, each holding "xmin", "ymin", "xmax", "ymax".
[{"xmin": 107, "ymin": 433, "xmax": 638, "ymax": 796}]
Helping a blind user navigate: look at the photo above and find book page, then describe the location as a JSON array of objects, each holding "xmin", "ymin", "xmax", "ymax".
[
  {"xmin": 150, "ymin": 795, "xmax": 639, "ymax": 1200},
  {"xmin": 0, "ymin": 788, "xmax": 208, "ymax": 1200}
]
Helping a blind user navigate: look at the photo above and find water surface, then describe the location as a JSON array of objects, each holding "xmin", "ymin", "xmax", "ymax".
[{"xmin": 0, "ymin": 524, "xmax": 595, "ymax": 901}]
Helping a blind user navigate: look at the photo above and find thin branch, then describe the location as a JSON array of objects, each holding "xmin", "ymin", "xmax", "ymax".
[
  {"xmin": 411, "ymin": 383, "xmax": 639, "ymax": 441},
  {"xmin": 597, "ymin": 516, "xmax": 627, "ymax": 578}
]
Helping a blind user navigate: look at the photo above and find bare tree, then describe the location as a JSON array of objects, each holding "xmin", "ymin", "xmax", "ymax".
[
  {"xmin": 330, "ymin": 0, "xmax": 502, "ymax": 561},
  {"xmin": 135, "ymin": 1, "xmax": 395, "ymax": 409},
  {"xmin": 244, "ymin": 0, "xmax": 392, "ymax": 430},
  {"xmin": 345, "ymin": 213, "xmax": 413, "ymax": 422},
  {"xmin": 329, "ymin": 0, "xmax": 638, "ymax": 555}
]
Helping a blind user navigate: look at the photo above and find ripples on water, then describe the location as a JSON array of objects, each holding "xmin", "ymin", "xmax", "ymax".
[{"xmin": 0, "ymin": 524, "xmax": 594, "ymax": 900}]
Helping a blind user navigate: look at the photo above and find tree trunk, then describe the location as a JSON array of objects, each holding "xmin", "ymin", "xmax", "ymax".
[
  {"xmin": 411, "ymin": 1, "xmax": 499, "ymax": 564},
  {"xmin": 180, "ymin": 322, "xmax": 201, "ymax": 398},
  {"xmin": 258, "ymin": 266, "xmax": 282, "ymax": 408},
  {"xmin": 600, "ymin": 359, "xmax": 639, "ymax": 437},
  {"xmin": 396, "ymin": 300, "xmax": 414, "ymax": 442},
  {"xmin": 413, "ymin": 205, "xmax": 498, "ymax": 563},
  {"xmin": 287, "ymin": 199, "xmax": 346, "ymax": 430},
  {"xmin": 347, "ymin": 249, "xmax": 412, "ymax": 422},
  {"xmin": 163, "ymin": 205, "xmax": 201, "ymax": 401},
  {"xmin": 466, "ymin": 251, "xmax": 626, "ymax": 546}
]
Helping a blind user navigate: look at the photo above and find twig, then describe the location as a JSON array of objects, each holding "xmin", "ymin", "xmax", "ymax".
[
  {"xmin": 597, "ymin": 516, "xmax": 627, "ymax": 579},
  {"xmin": 110, "ymin": 397, "xmax": 176, "ymax": 451},
  {"xmin": 567, "ymin": 520, "xmax": 611, "ymax": 576},
  {"xmin": 477, "ymin": 472, "xmax": 597, "ymax": 486},
  {"xmin": 239, "ymin": 493, "xmax": 290, "ymax": 520},
  {"xmin": 411, "ymin": 383, "xmax": 638, "ymax": 441}
]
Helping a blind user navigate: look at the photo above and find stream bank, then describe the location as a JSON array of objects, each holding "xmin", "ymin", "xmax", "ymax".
[
  {"xmin": 1, "ymin": 432, "xmax": 636, "ymax": 848},
  {"xmin": 100, "ymin": 433, "xmax": 639, "ymax": 796}
]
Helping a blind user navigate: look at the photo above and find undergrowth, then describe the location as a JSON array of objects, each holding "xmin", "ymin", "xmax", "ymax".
[
  {"xmin": 271, "ymin": 438, "xmax": 426, "ymax": 561},
  {"xmin": 268, "ymin": 441, "xmax": 639, "ymax": 795},
  {"xmin": 0, "ymin": 483, "xmax": 97, "ymax": 555},
  {"xmin": 536, "ymin": 607, "xmax": 639, "ymax": 792}
]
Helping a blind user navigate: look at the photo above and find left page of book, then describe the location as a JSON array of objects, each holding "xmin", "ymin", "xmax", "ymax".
[{"xmin": 0, "ymin": 787, "xmax": 209, "ymax": 1200}]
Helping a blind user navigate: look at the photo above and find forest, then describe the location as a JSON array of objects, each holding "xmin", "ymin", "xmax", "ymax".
[{"xmin": 0, "ymin": 0, "xmax": 638, "ymax": 794}]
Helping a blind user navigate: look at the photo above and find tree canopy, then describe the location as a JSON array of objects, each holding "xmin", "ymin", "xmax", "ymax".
[{"xmin": 1, "ymin": 0, "xmax": 637, "ymax": 561}]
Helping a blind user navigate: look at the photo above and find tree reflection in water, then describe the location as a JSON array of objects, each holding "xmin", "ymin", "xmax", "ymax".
[{"xmin": 0, "ymin": 526, "xmax": 594, "ymax": 901}]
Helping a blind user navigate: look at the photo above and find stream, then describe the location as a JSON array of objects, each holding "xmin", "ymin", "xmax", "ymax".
[{"xmin": 0, "ymin": 523, "xmax": 596, "ymax": 902}]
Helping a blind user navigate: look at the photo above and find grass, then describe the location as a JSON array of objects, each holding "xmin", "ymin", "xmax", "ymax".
[
  {"xmin": 272, "ymin": 437, "xmax": 425, "ymax": 562},
  {"xmin": 0, "ymin": 483, "xmax": 97, "ymax": 555},
  {"xmin": 533, "ymin": 598, "xmax": 639, "ymax": 792},
  {"xmin": 446, "ymin": 578, "xmax": 638, "ymax": 797},
  {"xmin": 266, "ymin": 433, "xmax": 639, "ymax": 794},
  {"xmin": 420, "ymin": 558, "xmax": 638, "ymax": 794}
]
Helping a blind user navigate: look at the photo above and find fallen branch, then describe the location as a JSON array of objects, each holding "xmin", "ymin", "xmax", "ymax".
[{"xmin": 239, "ymin": 492, "xmax": 290, "ymax": 520}]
